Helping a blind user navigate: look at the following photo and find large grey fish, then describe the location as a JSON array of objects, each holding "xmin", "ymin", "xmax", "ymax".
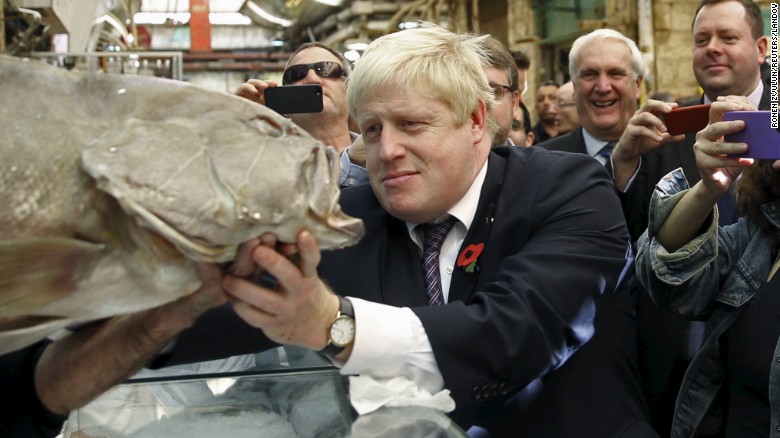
[{"xmin": 0, "ymin": 55, "xmax": 364, "ymax": 354}]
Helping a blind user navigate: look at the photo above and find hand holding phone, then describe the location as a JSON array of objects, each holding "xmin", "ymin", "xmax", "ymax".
[
  {"xmin": 264, "ymin": 84, "xmax": 323, "ymax": 115},
  {"xmin": 724, "ymin": 111, "xmax": 780, "ymax": 159},
  {"xmin": 662, "ymin": 103, "xmax": 711, "ymax": 136}
]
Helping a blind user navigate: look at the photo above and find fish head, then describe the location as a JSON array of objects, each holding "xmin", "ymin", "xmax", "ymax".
[{"xmin": 81, "ymin": 88, "xmax": 363, "ymax": 262}]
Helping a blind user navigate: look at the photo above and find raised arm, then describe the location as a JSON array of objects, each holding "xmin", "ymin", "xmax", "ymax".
[
  {"xmin": 655, "ymin": 98, "xmax": 754, "ymax": 251},
  {"xmin": 234, "ymin": 78, "xmax": 279, "ymax": 106},
  {"xmin": 612, "ymin": 99, "xmax": 685, "ymax": 192}
]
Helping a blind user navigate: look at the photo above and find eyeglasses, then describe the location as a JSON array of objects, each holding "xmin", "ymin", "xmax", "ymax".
[
  {"xmin": 282, "ymin": 61, "xmax": 347, "ymax": 85},
  {"xmin": 556, "ymin": 100, "xmax": 576, "ymax": 108},
  {"xmin": 490, "ymin": 83, "xmax": 512, "ymax": 100}
]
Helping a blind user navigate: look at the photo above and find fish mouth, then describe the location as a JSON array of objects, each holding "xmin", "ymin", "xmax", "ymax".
[
  {"xmin": 302, "ymin": 145, "xmax": 365, "ymax": 250},
  {"xmin": 317, "ymin": 211, "xmax": 365, "ymax": 250},
  {"xmin": 119, "ymin": 196, "xmax": 236, "ymax": 262}
]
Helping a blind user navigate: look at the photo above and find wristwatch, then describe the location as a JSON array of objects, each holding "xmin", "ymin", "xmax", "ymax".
[{"xmin": 319, "ymin": 296, "xmax": 355, "ymax": 357}]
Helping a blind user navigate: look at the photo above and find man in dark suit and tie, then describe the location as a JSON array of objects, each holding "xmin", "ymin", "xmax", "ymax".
[
  {"xmin": 537, "ymin": 28, "xmax": 684, "ymax": 435},
  {"xmin": 160, "ymin": 24, "xmax": 653, "ymax": 437}
]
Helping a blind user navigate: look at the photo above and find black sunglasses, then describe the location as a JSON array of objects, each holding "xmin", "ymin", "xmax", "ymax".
[{"xmin": 282, "ymin": 61, "xmax": 347, "ymax": 85}]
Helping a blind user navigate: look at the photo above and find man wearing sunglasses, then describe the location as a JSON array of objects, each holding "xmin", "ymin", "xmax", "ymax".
[{"xmin": 235, "ymin": 42, "xmax": 355, "ymax": 155}]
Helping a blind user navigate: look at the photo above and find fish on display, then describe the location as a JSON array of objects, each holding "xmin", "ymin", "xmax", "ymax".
[{"xmin": 0, "ymin": 55, "xmax": 364, "ymax": 354}]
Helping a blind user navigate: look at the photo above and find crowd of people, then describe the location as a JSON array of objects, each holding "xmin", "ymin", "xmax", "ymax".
[{"xmin": 3, "ymin": 0, "xmax": 779, "ymax": 437}]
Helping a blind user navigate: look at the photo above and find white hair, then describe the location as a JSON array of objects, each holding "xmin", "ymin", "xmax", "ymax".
[{"xmin": 569, "ymin": 29, "xmax": 645, "ymax": 80}]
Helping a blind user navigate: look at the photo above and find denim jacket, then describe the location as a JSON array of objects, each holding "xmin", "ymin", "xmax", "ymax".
[
  {"xmin": 338, "ymin": 132, "xmax": 369, "ymax": 188},
  {"xmin": 636, "ymin": 168, "xmax": 780, "ymax": 438}
]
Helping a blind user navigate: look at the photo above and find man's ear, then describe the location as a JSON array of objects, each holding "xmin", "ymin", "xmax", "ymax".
[
  {"xmin": 511, "ymin": 90, "xmax": 521, "ymax": 120},
  {"xmin": 757, "ymin": 35, "xmax": 769, "ymax": 63},
  {"xmin": 634, "ymin": 75, "xmax": 644, "ymax": 94},
  {"xmin": 471, "ymin": 99, "xmax": 488, "ymax": 145},
  {"xmin": 525, "ymin": 131, "xmax": 535, "ymax": 147}
]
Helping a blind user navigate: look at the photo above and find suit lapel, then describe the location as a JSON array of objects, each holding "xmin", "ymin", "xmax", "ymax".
[
  {"xmin": 552, "ymin": 127, "xmax": 587, "ymax": 154},
  {"xmin": 448, "ymin": 152, "xmax": 506, "ymax": 303},
  {"xmin": 574, "ymin": 127, "xmax": 588, "ymax": 154},
  {"xmin": 379, "ymin": 215, "xmax": 429, "ymax": 307}
]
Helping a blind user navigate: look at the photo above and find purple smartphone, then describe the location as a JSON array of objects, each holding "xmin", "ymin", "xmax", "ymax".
[{"xmin": 723, "ymin": 111, "xmax": 780, "ymax": 159}]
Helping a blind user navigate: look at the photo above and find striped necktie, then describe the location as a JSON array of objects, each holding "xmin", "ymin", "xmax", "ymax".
[{"xmin": 421, "ymin": 216, "xmax": 457, "ymax": 305}]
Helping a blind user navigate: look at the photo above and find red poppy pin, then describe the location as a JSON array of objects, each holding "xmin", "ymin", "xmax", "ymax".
[{"xmin": 457, "ymin": 243, "xmax": 484, "ymax": 273}]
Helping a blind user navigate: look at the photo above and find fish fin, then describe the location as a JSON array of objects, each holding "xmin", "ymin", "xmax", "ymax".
[
  {"xmin": 0, "ymin": 238, "xmax": 104, "ymax": 318},
  {"xmin": 0, "ymin": 316, "xmax": 74, "ymax": 355}
]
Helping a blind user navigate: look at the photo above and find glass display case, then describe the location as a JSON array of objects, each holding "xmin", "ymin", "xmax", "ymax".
[{"xmin": 62, "ymin": 346, "xmax": 467, "ymax": 437}]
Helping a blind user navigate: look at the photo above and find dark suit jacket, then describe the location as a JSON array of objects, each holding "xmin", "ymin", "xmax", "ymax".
[
  {"xmin": 537, "ymin": 125, "xmax": 589, "ymax": 155},
  {"xmin": 539, "ymin": 125, "xmax": 683, "ymax": 436},
  {"xmin": 160, "ymin": 146, "xmax": 651, "ymax": 437},
  {"xmin": 540, "ymin": 127, "xmax": 635, "ymax": 233}
]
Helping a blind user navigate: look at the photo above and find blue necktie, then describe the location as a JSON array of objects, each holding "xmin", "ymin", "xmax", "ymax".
[
  {"xmin": 421, "ymin": 217, "xmax": 457, "ymax": 305},
  {"xmin": 598, "ymin": 141, "xmax": 616, "ymax": 173}
]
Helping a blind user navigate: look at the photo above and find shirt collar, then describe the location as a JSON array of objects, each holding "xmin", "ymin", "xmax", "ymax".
[
  {"xmin": 702, "ymin": 80, "xmax": 763, "ymax": 109},
  {"xmin": 582, "ymin": 127, "xmax": 613, "ymax": 158}
]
